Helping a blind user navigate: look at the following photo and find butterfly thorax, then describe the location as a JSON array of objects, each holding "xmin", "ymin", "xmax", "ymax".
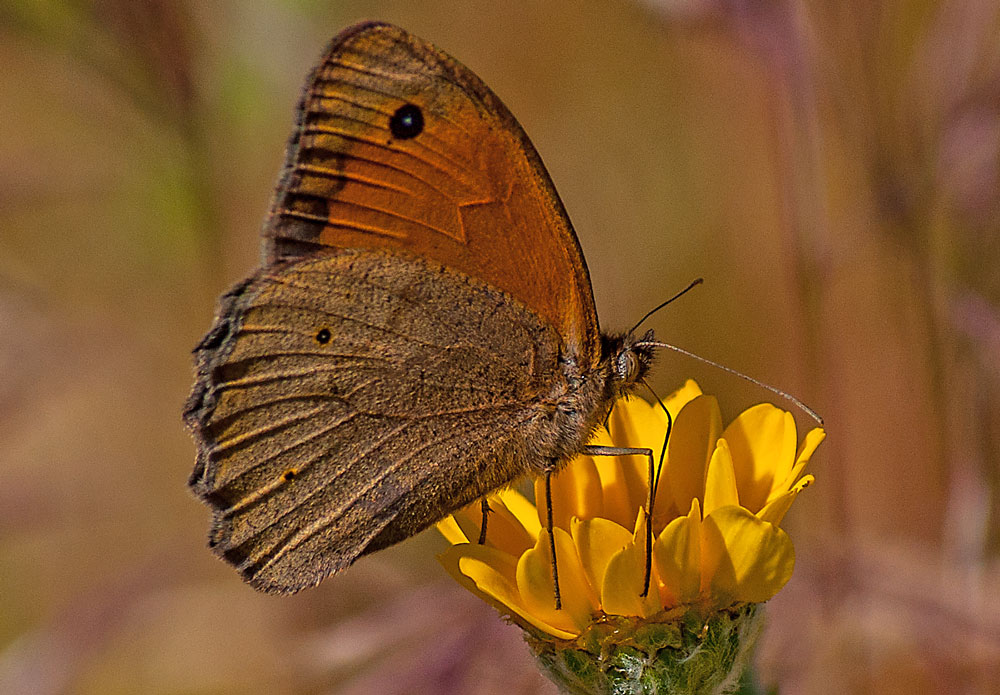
[{"xmin": 526, "ymin": 330, "xmax": 657, "ymax": 471}]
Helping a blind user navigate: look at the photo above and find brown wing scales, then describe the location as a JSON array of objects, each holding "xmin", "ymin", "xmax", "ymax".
[{"xmin": 185, "ymin": 248, "xmax": 564, "ymax": 592}]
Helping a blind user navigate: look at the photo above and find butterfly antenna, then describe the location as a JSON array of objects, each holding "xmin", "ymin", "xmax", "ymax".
[
  {"xmin": 636, "ymin": 340, "xmax": 824, "ymax": 426},
  {"xmin": 628, "ymin": 278, "xmax": 703, "ymax": 336}
]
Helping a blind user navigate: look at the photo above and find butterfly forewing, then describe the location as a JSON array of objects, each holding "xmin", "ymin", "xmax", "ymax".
[{"xmin": 266, "ymin": 22, "xmax": 600, "ymax": 365}]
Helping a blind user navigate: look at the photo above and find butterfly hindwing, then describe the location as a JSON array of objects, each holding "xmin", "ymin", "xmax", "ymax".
[{"xmin": 185, "ymin": 248, "xmax": 563, "ymax": 592}]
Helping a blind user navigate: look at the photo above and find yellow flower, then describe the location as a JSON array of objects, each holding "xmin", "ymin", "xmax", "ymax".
[{"xmin": 437, "ymin": 380, "xmax": 825, "ymax": 641}]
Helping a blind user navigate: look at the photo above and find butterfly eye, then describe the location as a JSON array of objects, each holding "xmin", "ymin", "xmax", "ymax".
[
  {"xmin": 616, "ymin": 349, "xmax": 640, "ymax": 383},
  {"xmin": 390, "ymin": 103, "xmax": 424, "ymax": 139}
]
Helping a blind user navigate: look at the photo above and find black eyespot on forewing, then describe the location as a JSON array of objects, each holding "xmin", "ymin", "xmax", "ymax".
[
  {"xmin": 389, "ymin": 103, "xmax": 423, "ymax": 139},
  {"xmin": 316, "ymin": 327, "xmax": 331, "ymax": 344}
]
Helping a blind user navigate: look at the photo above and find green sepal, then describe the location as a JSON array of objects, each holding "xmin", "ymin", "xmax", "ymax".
[{"xmin": 525, "ymin": 604, "xmax": 765, "ymax": 695}]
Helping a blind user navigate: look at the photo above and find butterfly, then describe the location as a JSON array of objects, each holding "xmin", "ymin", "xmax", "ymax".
[{"xmin": 184, "ymin": 21, "xmax": 658, "ymax": 594}]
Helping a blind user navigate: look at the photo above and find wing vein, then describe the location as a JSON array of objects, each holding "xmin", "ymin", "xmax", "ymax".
[
  {"xmin": 276, "ymin": 209, "xmax": 408, "ymax": 239},
  {"xmin": 301, "ymin": 126, "xmax": 476, "ymax": 193},
  {"xmin": 325, "ymin": 196, "xmax": 458, "ymax": 239},
  {"xmin": 255, "ymin": 409, "xmax": 524, "ymax": 574},
  {"xmin": 294, "ymin": 161, "xmax": 414, "ymax": 195},
  {"xmin": 213, "ymin": 364, "xmax": 372, "ymax": 391},
  {"xmin": 325, "ymin": 58, "xmax": 410, "ymax": 83},
  {"xmin": 318, "ymin": 57, "xmax": 477, "ymax": 137},
  {"xmin": 211, "ymin": 403, "xmax": 327, "ymax": 455},
  {"xmin": 214, "ymin": 411, "xmax": 361, "ymax": 495},
  {"xmin": 305, "ymin": 106, "xmax": 469, "ymax": 163}
]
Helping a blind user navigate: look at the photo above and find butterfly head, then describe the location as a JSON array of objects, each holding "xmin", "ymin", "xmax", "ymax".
[{"xmin": 606, "ymin": 329, "xmax": 657, "ymax": 395}]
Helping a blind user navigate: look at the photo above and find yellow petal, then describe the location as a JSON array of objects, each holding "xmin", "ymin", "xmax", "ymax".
[
  {"xmin": 571, "ymin": 516, "xmax": 632, "ymax": 599},
  {"xmin": 653, "ymin": 498, "xmax": 701, "ymax": 606},
  {"xmin": 700, "ymin": 505, "xmax": 795, "ymax": 604},
  {"xmin": 487, "ymin": 496, "xmax": 540, "ymax": 554},
  {"xmin": 758, "ymin": 475, "xmax": 814, "ymax": 526},
  {"xmin": 643, "ymin": 382, "xmax": 703, "ymax": 527},
  {"xmin": 517, "ymin": 528, "xmax": 597, "ymax": 634},
  {"xmin": 613, "ymin": 399, "xmax": 678, "ymax": 531},
  {"xmin": 453, "ymin": 496, "xmax": 537, "ymax": 557},
  {"xmin": 592, "ymin": 396, "xmax": 666, "ymax": 526},
  {"xmin": 662, "ymin": 379, "xmax": 703, "ymax": 416},
  {"xmin": 724, "ymin": 404, "xmax": 797, "ymax": 513},
  {"xmin": 772, "ymin": 427, "xmax": 826, "ymax": 498},
  {"xmin": 438, "ymin": 544, "xmax": 577, "ymax": 639},
  {"xmin": 495, "ymin": 488, "xmax": 542, "ymax": 541},
  {"xmin": 534, "ymin": 453, "xmax": 603, "ymax": 530},
  {"xmin": 450, "ymin": 504, "xmax": 488, "ymax": 545},
  {"xmin": 436, "ymin": 516, "xmax": 469, "ymax": 545},
  {"xmin": 448, "ymin": 488, "xmax": 542, "ymax": 556},
  {"xmin": 796, "ymin": 426, "xmax": 826, "ymax": 464},
  {"xmin": 608, "ymin": 395, "xmax": 669, "ymax": 447},
  {"xmin": 600, "ymin": 509, "xmax": 662, "ymax": 618},
  {"xmin": 591, "ymin": 451, "xmax": 646, "ymax": 530},
  {"xmin": 703, "ymin": 439, "xmax": 739, "ymax": 515},
  {"xmin": 666, "ymin": 395, "xmax": 722, "ymax": 514},
  {"xmin": 650, "ymin": 460, "xmax": 678, "ymax": 535}
]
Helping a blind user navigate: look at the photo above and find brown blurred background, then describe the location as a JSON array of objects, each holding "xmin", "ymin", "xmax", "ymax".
[{"xmin": 2, "ymin": 1, "xmax": 999, "ymax": 693}]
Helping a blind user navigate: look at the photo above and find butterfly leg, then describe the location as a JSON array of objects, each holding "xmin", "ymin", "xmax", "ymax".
[
  {"xmin": 543, "ymin": 467, "xmax": 562, "ymax": 610},
  {"xmin": 582, "ymin": 445, "xmax": 656, "ymax": 597},
  {"xmin": 478, "ymin": 498, "xmax": 491, "ymax": 545}
]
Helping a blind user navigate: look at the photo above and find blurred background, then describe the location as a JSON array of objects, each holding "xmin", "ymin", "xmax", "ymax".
[{"xmin": 2, "ymin": 1, "xmax": 998, "ymax": 693}]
